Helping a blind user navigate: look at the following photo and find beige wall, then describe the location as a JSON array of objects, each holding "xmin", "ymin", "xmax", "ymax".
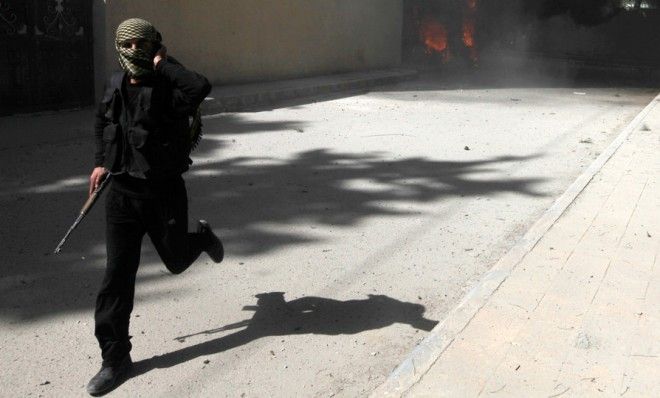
[{"xmin": 98, "ymin": 0, "xmax": 402, "ymax": 87}]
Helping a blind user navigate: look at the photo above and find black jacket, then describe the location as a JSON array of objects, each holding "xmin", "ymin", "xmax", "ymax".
[{"xmin": 94, "ymin": 58, "xmax": 211, "ymax": 180}]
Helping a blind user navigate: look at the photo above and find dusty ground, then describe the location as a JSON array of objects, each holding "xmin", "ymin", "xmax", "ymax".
[{"xmin": 0, "ymin": 71, "xmax": 656, "ymax": 397}]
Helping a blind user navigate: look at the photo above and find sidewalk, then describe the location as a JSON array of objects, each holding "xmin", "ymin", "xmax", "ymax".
[
  {"xmin": 375, "ymin": 96, "xmax": 659, "ymax": 397},
  {"xmin": 201, "ymin": 68, "xmax": 417, "ymax": 113}
]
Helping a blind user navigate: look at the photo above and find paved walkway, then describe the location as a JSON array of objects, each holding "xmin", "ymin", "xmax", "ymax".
[
  {"xmin": 202, "ymin": 68, "xmax": 417, "ymax": 113},
  {"xmin": 394, "ymin": 98, "xmax": 659, "ymax": 397}
]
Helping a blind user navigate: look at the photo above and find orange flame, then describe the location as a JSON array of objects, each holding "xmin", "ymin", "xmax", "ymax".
[
  {"xmin": 416, "ymin": 0, "xmax": 478, "ymax": 64},
  {"xmin": 462, "ymin": 19, "xmax": 475, "ymax": 49},
  {"xmin": 462, "ymin": 0, "xmax": 478, "ymax": 63},
  {"xmin": 419, "ymin": 16, "xmax": 449, "ymax": 56}
]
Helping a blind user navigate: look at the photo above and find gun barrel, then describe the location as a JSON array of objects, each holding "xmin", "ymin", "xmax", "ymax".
[
  {"xmin": 53, "ymin": 215, "xmax": 84, "ymax": 253},
  {"xmin": 53, "ymin": 175, "xmax": 111, "ymax": 254}
]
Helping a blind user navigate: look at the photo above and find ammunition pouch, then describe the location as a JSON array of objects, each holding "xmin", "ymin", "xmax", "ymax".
[{"xmin": 128, "ymin": 126, "xmax": 149, "ymax": 149}]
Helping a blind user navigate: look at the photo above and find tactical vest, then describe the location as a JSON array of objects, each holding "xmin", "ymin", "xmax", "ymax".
[{"xmin": 100, "ymin": 72, "xmax": 192, "ymax": 180}]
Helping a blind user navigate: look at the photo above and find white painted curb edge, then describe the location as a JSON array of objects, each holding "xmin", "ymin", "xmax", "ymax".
[{"xmin": 370, "ymin": 93, "xmax": 660, "ymax": 398}]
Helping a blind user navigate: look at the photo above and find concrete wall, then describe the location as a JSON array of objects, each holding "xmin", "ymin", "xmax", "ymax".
[{"xmin": 96, "ymin": 0, "xmax": 402, "ymax": 90}]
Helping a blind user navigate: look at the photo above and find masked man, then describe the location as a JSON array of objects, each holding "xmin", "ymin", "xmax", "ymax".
[{"xmin": 86, "ymin": 18, "xmax": 224, "ymax": 396}]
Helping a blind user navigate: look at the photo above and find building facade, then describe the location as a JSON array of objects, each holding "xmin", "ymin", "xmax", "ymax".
[{"xmin": 0, "ymin": 0, "xmax": 404, "ymax": 115}]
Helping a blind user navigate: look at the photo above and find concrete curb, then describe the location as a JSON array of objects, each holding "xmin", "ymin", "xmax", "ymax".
[
  {"xmin": 200, "ymin": 69, "xmax": 418, "ymax": 114},
  {"xmin": 370, "ymin": 93, "xmax": 660, "ymax": 398}
]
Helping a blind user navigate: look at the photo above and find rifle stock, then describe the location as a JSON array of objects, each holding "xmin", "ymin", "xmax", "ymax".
[{"xmin": 53, "ymin": 175, "xmax": 111, "ymax": 254}]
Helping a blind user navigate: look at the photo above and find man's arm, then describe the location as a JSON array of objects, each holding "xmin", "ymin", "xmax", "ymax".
[
  {"xmin": 154, "ymin": 47, "xmax": 212, "ymax": 115},
  {"xmin": 90, "ymin": 97, "xmax": 110, "ymax": 196},
  {"xmin": 93, "ymin": 100, "xmax": 109, "ymax": 168}
]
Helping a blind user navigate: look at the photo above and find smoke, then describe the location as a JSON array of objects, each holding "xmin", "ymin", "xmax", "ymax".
[{"xmin": 530, "ymin": 0, "xmax": 621, "ymax": 25}]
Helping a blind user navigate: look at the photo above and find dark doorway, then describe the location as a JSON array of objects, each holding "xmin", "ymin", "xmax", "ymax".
[{"xmin": 0, "ymin": 0, "xmax": 94, "ymax": 116}]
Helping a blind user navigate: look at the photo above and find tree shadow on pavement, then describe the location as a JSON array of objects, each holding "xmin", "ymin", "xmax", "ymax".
[
  {"xmin": 131, "ymin": 292, "xmax": 437, "ymax": 378},
  {"xmin": 185, "ymin": 150, "xmax": 545, "ymax": 256},
  {"xmin": 0, "ymin": 104, "xmax": 548, "ymax": 321},
  {"xmin": 0, "ymin": 145, "xmax": 547, "ymax": 321}
]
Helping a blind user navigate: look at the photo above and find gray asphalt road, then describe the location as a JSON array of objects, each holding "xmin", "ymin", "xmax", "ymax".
[{"xmin": 0, "ymin": 73, "xmax": 656, "ymax": 397}]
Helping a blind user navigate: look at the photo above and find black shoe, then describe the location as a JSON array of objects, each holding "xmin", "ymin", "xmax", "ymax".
[
  {"xmin": 86, "ymin": 355, "xmax": 132, "ymax": 396},
  {"xmin": 198, "ymin": 220, "xmax": 224, "ymax": 263}
]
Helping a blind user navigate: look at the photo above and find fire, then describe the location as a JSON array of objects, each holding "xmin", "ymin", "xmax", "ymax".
[
  {"xmin": 415, "ymin": 0, "xmax": 478, "ymax": 64},
  {"xmin": 419, "ymin": 16, "xmax": 448, "ymax": 55},
  {"xmin": 462, "ymin": 19, "xmax": 475, "ymax": 49},
  {"xmin": 462, "ymin": 0, "xmax": 478, "ymax": 63}
]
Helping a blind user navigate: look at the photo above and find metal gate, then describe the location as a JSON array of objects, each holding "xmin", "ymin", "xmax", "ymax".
[{"xmin": 0, "ymin": 0, "xmax": 93, "ymax": 116}]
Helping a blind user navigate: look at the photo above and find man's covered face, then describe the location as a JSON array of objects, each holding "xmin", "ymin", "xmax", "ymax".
[
  {"xmin": 119, "ymin": 38, "xmax": 155, "ymax": 53},
  {"xmin": 115, "ymin": 18, "xmax": 162, "ymax": 78}
]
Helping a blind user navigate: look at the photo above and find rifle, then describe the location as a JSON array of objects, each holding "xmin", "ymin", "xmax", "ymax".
[{"xmin": 53, "ymin": 175, "xmax": 111, "ymax": 254}]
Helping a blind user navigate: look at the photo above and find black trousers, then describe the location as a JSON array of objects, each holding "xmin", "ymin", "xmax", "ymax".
[{"xmin": 94, "ymin": 178, "xmax": 205, "ymax": 366}]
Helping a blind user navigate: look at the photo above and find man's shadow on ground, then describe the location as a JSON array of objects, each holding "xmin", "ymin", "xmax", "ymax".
[{"xmin": 131, "ymin": 292, "xmax": 437, "ymax": 378}]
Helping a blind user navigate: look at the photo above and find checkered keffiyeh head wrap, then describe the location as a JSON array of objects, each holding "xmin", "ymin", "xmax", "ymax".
[{"xmin": 115, "ymin": 18, "xmax": 162, "ymax": 78}]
